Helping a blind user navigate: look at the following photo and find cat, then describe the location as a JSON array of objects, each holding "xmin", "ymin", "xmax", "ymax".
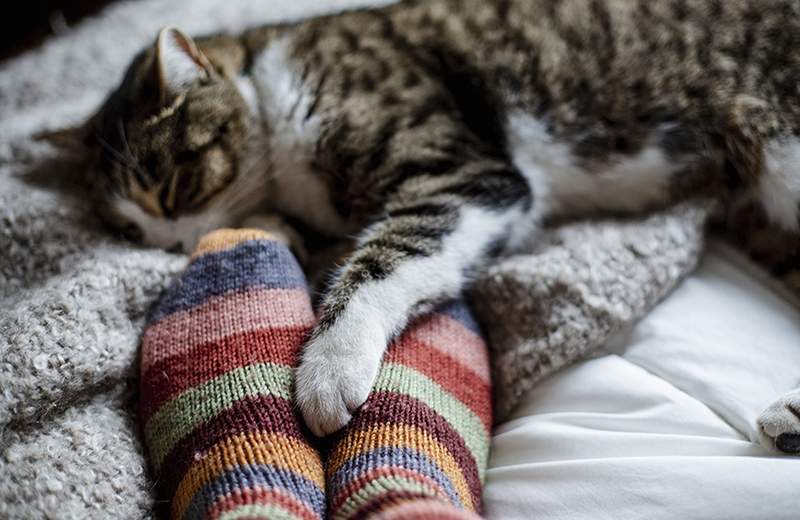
[{"xmin": 83, "ymin": 0, "xmax": 800, "ymax": 451}]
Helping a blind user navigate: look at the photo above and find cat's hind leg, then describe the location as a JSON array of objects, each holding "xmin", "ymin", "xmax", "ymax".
[
  {"xmin": 737, "ymin": 115, "xmax": 800, "ymax": 455},
  {"xmin": 755, "ymin": 136, "xmax": 800, "ymax": 232},
  {"xmin": 758, "ymin": 389, "xmax": 800, "ymax": 454}
]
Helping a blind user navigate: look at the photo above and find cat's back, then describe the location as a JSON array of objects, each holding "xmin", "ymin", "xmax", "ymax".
[{"xmin": 384, "ymin": 0, "xmax": 800, "ymax": 123}]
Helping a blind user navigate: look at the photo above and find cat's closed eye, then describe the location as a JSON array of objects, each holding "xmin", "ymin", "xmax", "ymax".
[{"xmin": 86, "ymin": 25, "xmax": 258, "ymax": 253}]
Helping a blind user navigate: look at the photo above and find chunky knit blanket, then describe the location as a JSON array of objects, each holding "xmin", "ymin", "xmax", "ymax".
[{"xmin": 0, "ymin": 0, "xmax": 711, "ymax": 518}]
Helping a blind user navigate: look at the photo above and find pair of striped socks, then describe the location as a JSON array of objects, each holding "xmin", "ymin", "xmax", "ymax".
[{"xmin": 140, "ymin": 229, "xmax": 491, "ymax": 519}]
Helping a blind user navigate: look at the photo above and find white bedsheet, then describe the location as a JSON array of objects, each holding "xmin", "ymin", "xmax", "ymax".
[{"xmin": 485, "ymin": 240, "xmax": 800, "ymax": 519}]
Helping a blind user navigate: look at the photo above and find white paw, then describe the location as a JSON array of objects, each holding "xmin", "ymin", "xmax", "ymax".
[
  {"xmin": 294, "ymin": 317, "xmax": 386, "ymax": 437},
  {"xmin": 757, "ymin": 389, "xmax": 800, "ymax": 454}
]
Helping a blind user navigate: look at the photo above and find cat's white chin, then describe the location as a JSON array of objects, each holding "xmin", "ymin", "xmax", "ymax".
[
  {"xmin": 295, "ymin": 304, "xmax": 388, "ymax": 437},
  {"xmin": 114, "ymin": 198, "xmax": 232, "ymax": 253}
]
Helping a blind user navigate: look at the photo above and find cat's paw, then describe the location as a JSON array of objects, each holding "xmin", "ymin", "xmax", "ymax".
[
  {"xmin": 295, "ymin": 318, "xmax": 386, "ymax": 437},
  {"xmin": 757, "ymin": 390, "xmax": 800, "ymax": 454}
]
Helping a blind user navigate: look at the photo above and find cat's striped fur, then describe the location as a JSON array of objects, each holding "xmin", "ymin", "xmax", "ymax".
[{"xmin": 87, "ymin": 0, "xmax": 800, "ymax": 447}]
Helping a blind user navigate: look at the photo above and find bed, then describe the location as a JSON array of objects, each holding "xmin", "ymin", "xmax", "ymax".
[
  {"xmin": 1, "ymin": 0, "xmax": 798, "ymax": 518},
  {"xmin": 486, "ymin": 241, "xmax": 800, "ymax": 519}
]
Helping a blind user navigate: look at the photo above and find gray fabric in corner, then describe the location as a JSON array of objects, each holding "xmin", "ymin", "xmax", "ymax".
[
  {"xmin": 0, "ymin": 167, "xmax": 185, "ymax": 519},
  {"xmin": 0, "ymin": 0, "xmax": 711, "ymax": 517},
  {"xmin": 472, "ymin": 202, "xmax": 712, "ymax": 420},
  {"xmin": 1, "ymin": 389, "xmax": 156, "ymax": 520}
]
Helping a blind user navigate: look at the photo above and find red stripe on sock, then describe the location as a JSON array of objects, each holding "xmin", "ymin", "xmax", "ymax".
[
  {"xmin": 379, "ymin": 499, "xmax": 482, "ymax": 520},
  {"xmin": 330, "ymin": 465, "xmax": 450, "ymax": 513},
  {"xmin": 384, "ymin": 336, "xmax": 492, "ymax": 430},
  {"xmin": 207, "ymin": 486, "xmax": 320, "ymax": 520},
  {"xmin": 141, "ymin": 288, "xmax": 314, "ymax": 372},
  {"xmin": 140, "ymin": 326, "xmax": 308, "ymax": 423},
  {"xmin": 351, "ymin": 489, "xmax": 444, "ymax": 519},
  {"xmin": 402, "ymin": 314, "xmax": 490, "ymax": 383}
]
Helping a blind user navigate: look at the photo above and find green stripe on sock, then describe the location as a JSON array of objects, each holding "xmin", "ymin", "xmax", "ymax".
[
  {"xmin": 373, "ymin": 363, "xmax": 490, "ymax": 479},
  {"xmin": 336, "ymin": 476, "xmax": 439, "ymax": 519},
  {"xmin": 145, "ymin": 363, "xmax": 294, "ymax": 468},
  {"xmin": 217, "ymin": 503, "xmax": 303, "ymax": 520}
]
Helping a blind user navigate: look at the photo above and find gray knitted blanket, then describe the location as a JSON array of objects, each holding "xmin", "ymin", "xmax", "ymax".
[{"xmin": 0, "ymin": 1, "xmax": 711, "ymax": 517}]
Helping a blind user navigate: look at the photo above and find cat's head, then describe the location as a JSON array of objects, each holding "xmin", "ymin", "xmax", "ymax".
[{"xmin": 85, "ymin": 27, "xmax": 263, "ymax": 252}]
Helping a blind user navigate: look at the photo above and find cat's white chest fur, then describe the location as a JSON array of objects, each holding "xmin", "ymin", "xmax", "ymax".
[
  {"xmin": 507, "ymin": 113, "xmax": 800, "ymax": 232},
  {"xmin": 247, "ymin": 37, "xmax": 352, "ymax": 236},
  {"xmin": 506, "ymin": 113, "xmax": 679, "ymax": 220}
]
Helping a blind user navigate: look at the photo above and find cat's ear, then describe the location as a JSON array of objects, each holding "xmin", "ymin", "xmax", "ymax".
[
  {"xmin": 34, "ymin": 126, "xmax": 86, "ymax": 155},
  {"xmin": 155, "ymin": 27, "xmax": 213, "ymax": 96},
  {"xmin": 33, "ymin": 116, "xmax": 96, "ymax": 155}
]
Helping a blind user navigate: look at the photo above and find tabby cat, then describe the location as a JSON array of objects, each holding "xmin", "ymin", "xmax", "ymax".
[{"xmin": 86, "ymin": 0, "xmax": 800, "ymax": 450}]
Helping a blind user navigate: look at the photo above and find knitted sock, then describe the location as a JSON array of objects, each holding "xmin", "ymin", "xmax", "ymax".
[
  {"xmin": 140, "ymin": 229, "xmax": 325, "ymax": 520},
  {"xmin": 326, "ymin": 302, "xmax": 492, "ymax": 520}
]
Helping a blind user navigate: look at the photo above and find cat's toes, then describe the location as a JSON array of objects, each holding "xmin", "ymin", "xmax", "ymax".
[
  {"xmin": 294, "ymin": 326, "xmax": 384, "ymax": 437},
  {"xmin": 758, "ymin": 390, "xmax": 800, "ymax": 454}
]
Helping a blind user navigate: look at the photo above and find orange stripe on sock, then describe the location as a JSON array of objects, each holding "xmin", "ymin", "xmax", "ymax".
[
  {"xmin": 173, "ymin": 431, "xmax": 324, "ymax": 519},
  {"xmin": 191, "ymin": 228, "xmax": 278, "ymax": 258}
]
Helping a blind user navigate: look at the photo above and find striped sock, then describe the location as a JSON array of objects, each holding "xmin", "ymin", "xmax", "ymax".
[
  {"xmin": 140, "ymin": 229, "xmax": 325, "ymax": 520},
  {"xmin": 326, "ymin": 302, "xmax": 492, "ymax": 520}
]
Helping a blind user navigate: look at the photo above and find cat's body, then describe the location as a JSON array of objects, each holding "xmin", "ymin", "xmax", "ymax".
[{"xmin": 89, "ymin": 0, "xmax": 800, "ymax": 450}]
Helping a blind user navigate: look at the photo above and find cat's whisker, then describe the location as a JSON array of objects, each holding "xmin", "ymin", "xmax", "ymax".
[
  {"xmin": 94, "ymin": 133, "xmax": 134, "ymax": 169},
  {"xmin": 213, "ymin": 147, "xmax": 273, "ymax": 215},
  {"xmin": 117, "ymin": 121, "xmax": 150, "ymax": 181},
  {"xmin": 218, "ymin": 172, "xmax": 263, "ymax": 209},
  {"xmin": 201, "ymin": 172, "xmax": 269, "ymax": 230},
  {"xmin": 117, "ymin": 121, "xmax": 133, "ymax": 157}
]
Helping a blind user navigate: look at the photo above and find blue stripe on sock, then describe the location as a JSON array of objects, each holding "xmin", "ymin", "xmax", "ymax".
[
  {"xmin": 183, "ymin": 464, "xmax": 325, "ymax": 520},
  {"xmin": 151, "ymin": 240, "xmax": 307, "ymax": 322},
  {"xmin": 329, "ymin": 446, "xmax": 462, "ymax": 507},
  {"xmin": 437, "ymin": 300, "xmax": 482, "ymax": 336}
]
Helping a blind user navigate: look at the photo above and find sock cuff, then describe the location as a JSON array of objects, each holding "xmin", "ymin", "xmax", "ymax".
[{"xmin": 191, "ymin": 228, "xmax": 281, "ymax": 258}]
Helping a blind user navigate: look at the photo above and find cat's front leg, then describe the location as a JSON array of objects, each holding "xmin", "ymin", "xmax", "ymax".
[
  {"xmin": 295, "ymin": 203, "xmax": 522, "ymax": 436},
  {"xmin": 758, "ymin": 389, "xmax": 800, "ymax": 454}
]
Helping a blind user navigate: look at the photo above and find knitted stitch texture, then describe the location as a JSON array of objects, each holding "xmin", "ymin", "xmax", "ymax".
[
  {"xmin": 326, "ymin": 302, "xmax": 491, "ymax": 520},
  {"xmin": 140, "ymin": 229, "xmax": 325, "ymax": 520},
  {"xmin": 140, "ymin": 229, "xmax": 490, "ymax": 519}
]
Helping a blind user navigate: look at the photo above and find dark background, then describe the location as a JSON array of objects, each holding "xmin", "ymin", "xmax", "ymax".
[{"xmin": 1, "ymin": 0, "xmax": 118, "ymax": 61}]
